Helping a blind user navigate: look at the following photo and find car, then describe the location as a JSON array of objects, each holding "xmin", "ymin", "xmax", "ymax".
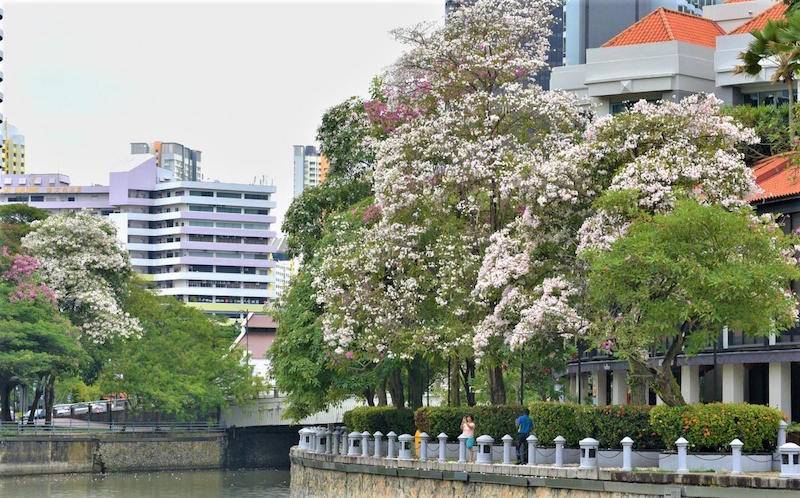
[
  {"xmin": 90, "ymin": 403, "xmax": 107, "ymax": 414},
  {"xmin": 54, "ymin": 405, "xmax": 71, "ymax": 417}
]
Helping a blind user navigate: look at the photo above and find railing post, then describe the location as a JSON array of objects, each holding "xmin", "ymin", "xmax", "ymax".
[
  {"xmin": 419, "ymin": 432, "xmax": 429, "ymax": 462},
  {"xmin": 730, "ymin": 438, "xmax": 743, "ymax": 474},
  {"xmin": 458, "ymin": 433, "xmax": 468, "ymax": 463},
  {"xmin": 387, "ymin": 431, "xmax": 397, "ymax": 459},
  {"xmin": 554, "ymin": 436, "xmax": 565, "ymax": 467},
  {"xmin": 779, "ymin": 420, "xmax": 788, "ymax": 448},
  {"xmin": 340, "ymin": 427, "xmax": 349, "ymax": 455},
  {"xmin": 361, "ymin": 431, "xmax": 370, "ymax": 457},
  {"xmin": 331, "ymin": 428, "xmax": 340, "ymax": 456},
  {"xmin": 621, "ymin": 436, "xmax": 633, "ymax": 472},
  {"xmin": 675, "ymin": 437, "xmax": 688, "ymax": 474},
  {"xmin": 579, "ymin": 437, "xmax": 599, "ymax": 469},
  {"xmin": 373, "ymin": 431, "xmax": 383, "ymax": 458},
  {"xmin": 438, "ymin": 433, "xmax": 448, "ymax": 463},
  {"xmin": 779, "ymin": 442, "xmax": 800, "ymax": 478},
  {"xmin": 526, "ymin": 434, "xmax": 538, "ymax": 465},
  {"xmin": 347, "ymin": 431, "xmax": 361, "ymax": 456},
  {"xmin": 476, "ymin": 435, "xmax": 494, "ymax": 464},
  {"xmin": 398, "ymin": 434, "xmax": 413, "ymax": 460},
  {"xmin": 502, "ymin": 434, "xmax": 513, "ymax": 464},
  {"xmin": 325, "ymin": 429, "xmax": 333, "ymax": 454}
]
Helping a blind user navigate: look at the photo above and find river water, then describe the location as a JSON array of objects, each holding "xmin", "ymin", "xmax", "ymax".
[{"xmin": 0, "ymin": 469, "xmax": 290, "ymax": 497}]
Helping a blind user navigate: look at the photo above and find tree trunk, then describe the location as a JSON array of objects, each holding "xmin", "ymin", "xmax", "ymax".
[
  {"xmin": 449, "ymin": 358, "xmax": 461, "ymax": 406},
  {"xmin": 387, "ymin": 367, "xmax": 405, "ymax": 408},
  {"xmin": 44, "ymin": 376, "xmax": 55, "ymax": 424},
  {"xmin": 0, "ymin": 381, "xmax": 12, "ymax": 422},
  {"xmin": 363, "ymin": 386, "xmax": 375, "ymax": 406},
  {"xmin": 407, "ymin": 357, "xmax": 425, "ymax": 410},
  {"xmin": 487, "ymin": 364, "xmax": 507, "ymax": 405},
  {"xmin": 27, "ymin": 384, "xmax": 43, "ymax": 425},
  {"xmin": 632, "ymin": 328, "xmax": 689, "ymax": 406},
  {"xmin": 461, "ymin": 358, "xmax": 477, "ymax": 407},
  {"xmin": 376, "ymin": 379, "xmax": 387, "ymax": 406}
]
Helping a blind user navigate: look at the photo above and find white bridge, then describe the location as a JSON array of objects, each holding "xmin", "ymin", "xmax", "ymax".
[{"xmin": 220, "ymin": 393, "xmax": 365, "ymax": 428}]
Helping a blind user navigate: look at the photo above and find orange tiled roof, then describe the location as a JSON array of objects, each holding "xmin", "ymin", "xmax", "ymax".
[
  {"xmin": 749, "ymin": 154, "xmax": 800, "ymax": 202},
  {"xmin": 730, "ymin": 2, "xmax": 788, "ymax": 34},
  {"xmin": 602, "ymin": 8, "xmax": 725, "ymax": 49}
]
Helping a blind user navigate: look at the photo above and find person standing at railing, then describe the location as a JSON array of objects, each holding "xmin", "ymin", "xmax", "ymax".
[
  {"xmin": 515, "ymin": 408, "xmax": 533, "ymax": 464},
  {"xmin": 460, "ymin": 415, "xmax": 476, "ymax": 462}
]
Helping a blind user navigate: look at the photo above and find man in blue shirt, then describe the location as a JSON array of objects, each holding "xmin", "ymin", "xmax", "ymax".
[{"xmin": 515, "ymin": 408, "xmax": 533, "ymax": 464}]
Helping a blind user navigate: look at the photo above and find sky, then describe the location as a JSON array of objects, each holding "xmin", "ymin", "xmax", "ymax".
[{"xmin": 5, "ymin": 0, "xmax": 443, "ymax": 227}]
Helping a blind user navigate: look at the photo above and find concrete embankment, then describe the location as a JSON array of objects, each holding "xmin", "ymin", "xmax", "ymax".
[
  {"xmin": 290, "ymin": 447, "xmax": 800, "ymax": 498},
  {"xmin": 0, "ymin": 432, "xmax": 224, "ymax": 476}
]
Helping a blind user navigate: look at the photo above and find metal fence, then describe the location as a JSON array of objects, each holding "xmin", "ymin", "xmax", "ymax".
[{"xmin": 0, "ymin": 419, "xmax": 224, "ymax": 435}]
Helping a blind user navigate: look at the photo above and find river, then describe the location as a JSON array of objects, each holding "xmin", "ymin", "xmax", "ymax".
[{"xmin": 0, "ymin": 469, "xmax": 290, "ymax": 497}]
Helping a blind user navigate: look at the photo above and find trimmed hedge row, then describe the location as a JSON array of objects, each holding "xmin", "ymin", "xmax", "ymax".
[
  {"xmin": 529, "ymin": 402, "xmax": 659, "ymax": 449},
  {"xmin": 414, "ymin": 405, "xmax": 523, "ymax": 442},
  {"xmin": 650, "ymin": 403, "xmax": 782, "ymax": 453},
  {"xmin": 345, "ymin": 402, "xmax": 782, "ymax": 453},
  {"xmin": 342, "ymin": 406, "xmax": 414, "ymax": 435}
]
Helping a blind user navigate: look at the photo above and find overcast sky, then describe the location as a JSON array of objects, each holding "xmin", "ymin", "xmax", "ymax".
[{"xmin": 6, "ymin": 0, "xmax": 443, "ymax": 226}]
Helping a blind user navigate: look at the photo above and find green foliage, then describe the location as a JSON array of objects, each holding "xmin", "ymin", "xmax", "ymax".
[
  {"xmin": 269, "ymin": 270, "xmax": 381, "ymax": 420},
  {"xmin": 281, "ymin": 179, "xmax": 372, "ymax": 261},
  {"xmin": 55, "ymin": 376, "xmax": 102, "ymax": 403},
  {"xmin": 98, "ymin": 282, "xmax": 261, "ymax": 419},
  {"xmin": 0, "ymin": 283, "xmax": 85, "ymax": 385},
  {"xmin": 528, "ymin": 402, "xmax": 593, "ymax": 447},
  {"xmin": 414, "ymin": 405, "xmax": 523, "ymax": 441},
  {"xmin": 722, "ymin": 104, "xmax": 794, "ymax": 164},
  {"xmin": 0, "ymin": 204, "xmax": 48, "ymax": 252},
  {"xmin": 342, "ymin": 406, "xmax": 415, "ymax": 435},
  {"xmin": 316, "ymin": 96, "xmax": 376, "ymax": 177},
  {"xmin": 587, "ymin": 200, "xmax": 799, "ymax": 362},
  {"xmin": 650, "ymin": 403, "xmax": 783, "ymax": 453}
]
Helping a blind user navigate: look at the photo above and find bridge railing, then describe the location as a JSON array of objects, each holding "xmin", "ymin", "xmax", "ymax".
[{"xmin": 0, "ymin": 419, "xmax": 224, "ymax": 434}]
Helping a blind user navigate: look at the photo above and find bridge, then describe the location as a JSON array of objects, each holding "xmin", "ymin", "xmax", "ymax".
[{"xmin": 220, "ymin": 392, "xmax": 363, "ymax": 428}]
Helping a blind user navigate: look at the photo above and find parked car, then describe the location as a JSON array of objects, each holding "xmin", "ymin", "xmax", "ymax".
[
  {"xmin": 90, "ymin": 403, "xmax": 107, "ymax": 414},
  {"xmin": 54, "ymin": 405, "xmax": 71, "ymax": 417}
]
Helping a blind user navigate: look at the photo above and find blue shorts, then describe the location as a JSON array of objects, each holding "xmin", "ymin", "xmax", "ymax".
[{"xmin": 466, "ymin": 436, "xmax": 475, "ymax": 449}]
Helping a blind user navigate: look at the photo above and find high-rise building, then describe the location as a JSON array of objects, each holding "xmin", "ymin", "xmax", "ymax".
[
  {"xmin": 563, "ymin": 0, "xmax": 724, "ymax": 65},
  {"xmin": 130, "ymin": 141, "xmax": 202, "ymax": 181},
  {"xmin": 445, "ymin": 0, "xmax": 564, "ymax": 90},
  {"xmin": 0, "ymin": 155, "xmax": 278, "ymax": 319},
  {"xmin": 0, "ymin": 123, "xmax": 25, "ymax": 175},
  {"xmin": 292, "ymin": 145, "xmax": 322, "ymax": 197}
]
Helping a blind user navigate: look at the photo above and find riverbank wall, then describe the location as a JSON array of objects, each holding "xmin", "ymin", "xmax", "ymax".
[
  {"xmin": 290, "ymin": 447, "xmax": 800, "ymax": 498},
  {"xmin": 0, "ymin": 433, "xmax": 224, "ymax": 476}
]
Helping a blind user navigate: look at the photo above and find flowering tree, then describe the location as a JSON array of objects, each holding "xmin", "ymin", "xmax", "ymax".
[
  {"xmin": 0, "ymin": 248, "xmax": 83, "ymax": 422},
  {"xmin": 22, "ymin": 212, "xmax": 141, "ymax": 344},
  {"xmin": 313, "ymin": 0, "xmax": 586, "ymax": 404}
]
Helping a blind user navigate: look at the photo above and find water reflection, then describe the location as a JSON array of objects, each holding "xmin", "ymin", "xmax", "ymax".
[{"xmin": 0, "ymin": 469, "xmax": 290, "ymax": 497}]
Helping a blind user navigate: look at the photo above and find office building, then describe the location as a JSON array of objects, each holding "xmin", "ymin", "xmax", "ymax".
[
  {"xmin": 1, "ymin": 123, "xmax": 25, "ymax": 175},
  {"xmin": 0, "ymin": 154, "xmax": 278, "ymax": 319},
  {"xmin": 551, "ymin": 0, "xmax": 787, "ymax": 115},
  {"xmin": 130, "ymin": 141, "xmax": 202, "ymax": 181},
  {"xmin": 292, "ymin": 145, "xmax": 322, "ymax": 197}
]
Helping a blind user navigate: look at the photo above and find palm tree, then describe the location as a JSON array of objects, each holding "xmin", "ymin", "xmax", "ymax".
[{"xmin": 736, "ymin": 14, "xmax": 800, "ymax": 146}]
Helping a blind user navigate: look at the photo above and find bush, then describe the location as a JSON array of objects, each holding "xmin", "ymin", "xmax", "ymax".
[
  {"xmin": 650, "ymin": 403, "xmax": 782, "ymax": 453},
  {"xmin": 415, "ymin": 405, "xmax": 523, "ymax": 441},
  {"xmin": 590, "ymin": 405, "xmax": 661, "ymax": 450},
  {"xmin": 528, "ymin": 402, "xmax": 592, "ymax": 447},
  {"xmin": 342, "ymin": 406, "xmax": 414, "ymax": 435}
]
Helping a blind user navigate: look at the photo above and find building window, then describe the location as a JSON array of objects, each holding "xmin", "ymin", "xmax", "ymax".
[
  {"xmin": 217, "ymin": 206, "xmax": 241, "ymax": 214},
  {"xmin": 216, "ymin": 192, "xmax": 242, "ymax": 199},
  {"xmin": 189, "ymin": 190, "xmax": 214, "ymax": 197},
  {"xmin": 742, "ymin": 90, "xmax": 794, "ymax": 107},
  {"xmin": 189, "ymin": 205, "xmax": 214, "ymax": 212},
  {"xmin": 244, "ymin": 193, "xmax": 269, "ymax": 200}
]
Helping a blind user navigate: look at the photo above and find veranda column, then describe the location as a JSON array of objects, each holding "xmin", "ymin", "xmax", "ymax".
[
  {"xmin": 578, "ymin": 373, "xmax": 590, "ymax": 404},
  {"xmin": 611, "ymin": 369, "xmax": 628, "ymax": 405},
  {"xmin": 680, "ymin": 365, "xmax": 700, "ymax": 404},
  {"xmin": 592, "ymin": 370, "xmax": 608, "ymax": 406},
  {"xmin": 722, "ymin": 363, "xmax": 744, "ymax": 403},
  {"xmin": 769, "ymin": 362, "xmax": 792, "ymax": 418}
]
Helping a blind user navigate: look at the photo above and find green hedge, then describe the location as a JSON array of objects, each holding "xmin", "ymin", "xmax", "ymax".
[
  {"xmin": 414, "ymin": 405, "xmax": 523, "ymax": 441},
  {"xmin": 650, "ymin": 403, "xmax": 782, "ymax": 453},
  {"xmin": 528, "ymin": 402, "xmax": 592, "ymax": 447},
  {"xmin": 592, "ymin": 405, "xmax": 661, "ymax": 450},
  {"xmin": 342, "ymin": 406, "xmax": 414, "ymax": 435}
]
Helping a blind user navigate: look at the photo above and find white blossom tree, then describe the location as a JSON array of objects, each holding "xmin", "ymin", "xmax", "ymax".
[
  {"xmin": 316, "ymin": 0, "xmax": 587, "ymax": 404},
  {"xmin": 22, "ymin": 212, "xmax": 141, "ymax": 344}
]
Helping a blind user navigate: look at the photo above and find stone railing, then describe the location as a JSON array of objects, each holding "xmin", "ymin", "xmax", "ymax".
[{"xmin": 295, "ymin": 421, "xmax": 800, "ymax": 480}]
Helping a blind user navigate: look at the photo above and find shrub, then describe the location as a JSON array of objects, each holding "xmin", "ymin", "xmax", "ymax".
[
  {"xmin": 528, "ymin": 402, "xmax": 593, "ymax": 447},
  {"xmin": 650, "ymin": 403, "xmax": 782, "ymax": 453},
  {"xmin": 590, "ymin": 405, "xmax": 661, "ymax": 450},
  {"xmin": 342, "ymin": 406, "xmax": 414, "ymax": 435},
  {"xmin": 414, "ymin": 405, "xmax": 523, "ymax": 441}
]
